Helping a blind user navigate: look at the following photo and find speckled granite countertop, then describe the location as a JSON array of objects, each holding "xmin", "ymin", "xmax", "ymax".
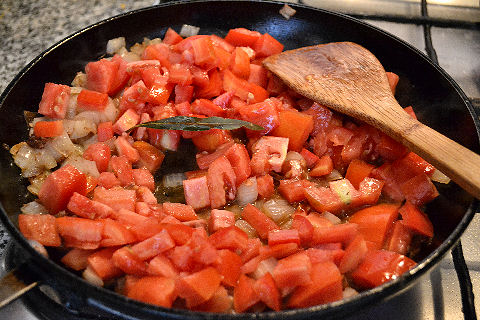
[{"xmin": 0, "ymin": 0, "xmax": 160, "ymax": 94}]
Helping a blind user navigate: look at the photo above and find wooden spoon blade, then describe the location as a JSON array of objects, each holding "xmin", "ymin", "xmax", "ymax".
[{"xmin": 263, "ymin": 42, "xmax": 480, "ymax": 200}]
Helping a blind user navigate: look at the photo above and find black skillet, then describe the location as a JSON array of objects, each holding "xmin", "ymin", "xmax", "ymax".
[{"xmin": 0, "ymin": 1, "xmax": 479, "ymax": 319}]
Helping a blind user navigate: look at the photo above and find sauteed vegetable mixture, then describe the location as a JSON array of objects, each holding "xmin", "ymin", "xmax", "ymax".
[{"xmin": 11, "ymin": 27, "xmax": 443, "ymax": 312}]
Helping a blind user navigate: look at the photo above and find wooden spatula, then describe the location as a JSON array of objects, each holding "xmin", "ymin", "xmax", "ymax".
[{"xmin": 263, "ymin": 42, "xmax": 480, "ymax": 200}]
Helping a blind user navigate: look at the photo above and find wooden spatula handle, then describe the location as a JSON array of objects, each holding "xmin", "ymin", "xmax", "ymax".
[{"xmin": 398, "ymin": 117, "xmax": 480, "ymax": 200}]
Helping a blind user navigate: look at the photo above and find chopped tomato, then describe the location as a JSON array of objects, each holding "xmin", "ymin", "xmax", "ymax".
[
  {"xmin": 87, "ymin": 247, "xmax": 123, "ymax": 280},
  {"xmin": 311, "ymin": 223, "xmax": 359, "ymax": 247},
  {"xmin": 93, "ymin": 186, "xmax": 136, "ymax": 212},
  {"xmin": 67, "ymin": 192, "xmax": 113, "ymax": 219},
  {"xmin": 193, "ymin": 285, "xmax": 232, "ymax": 313},
  {"xmin": 18, "ymin": 214, "xmax": 61, "ymax": 247},
  {"xmin": 176, "ymin": 267, "xmax": 222, "ymax": 308},
  {"xmin": 127, "ymin": 276, "xmax": 176, "ymax": 308},
  {"xmin": 97, "ymin": 121, "xmax": 114, "ymax": 142},
  {"xmin": 208, "ymin": 209, "xmax": 235, "ymax": 233},
  {"xmin": 56, "ymin": 216, "xmax": 104, "ymax": 249},
  {"xmin": 278, "ymin": 179, "xmax": 314, "ymax": 203},
  {"xmin": 61, "ymin": 248, "xmax": 93, "ymax": 271},
  {"xmin": 309, "ymin": 155, "xmax": 334, "ymax": 177},
  {"xmin": 338, "ymin": 234, "xmax": 368, "ymax": 273},
  {"xmin": 398, "ymin": 202, "xmax": 434, "ymax": 237},
  {"xmin": 113, "ymin": 108, "xmax": 140, "ymax": 134},
  {"xmin": 254, "ymin": 272, "xmax": 281, "ymax": 311},
  {"xmin": 85, "ymin": 58, "xmax": 117, "ymax": 94},
  {"xmin": 147, "ymin": 254, "xmax": 179, "ymax": 278},
  {"xmin": 225, "ymin": 28, "xmax": 262, "ymax": 47},
  {"xmin": 304, "ymin": 185, "xmax": 344, "ymax": 214},
  {"xmin": 192, "ymin": 129, "xmax": 232, "ymax": 153},
  {"xmin": 386, "ymin": 220, "xmax": 413, "ymax": 255},
  {"xmin": 83, "ymin": 142, "xmax": 111, "ymax": 173},
  {"xmin": 271, "ymin": 110, "xmax": 314, "ymax": 151},
  {"xmin": 250, "ymin": 136, "xmax": 289, "ymax": 175},
  {"xmin": 233, "ymin": 274, "xmax": 260, "ymax": 312},
  {"xmin": 272, "ymin": 251, "xmax": 312, "ymax": 291},
  {"xmin": 112, "ymin": 246, "xmax": 148, "ymax": 276},
  {"xmin": 77, "ymin": 89, "xmax": 108, "ymax": 111},
  {"xmin": 132, "ymin": 141, "xmax": 165, "ymax": 173},
  {"xmin": 252, "ymin": 33, "xmax": 284, "ymax": 58},
  {"xmin": 38, "ymin": 165, "xmax": 87, "ymax": 214},
  {"xmin": 237, "ymin": 98, "xmax": 280, "ymax": 136},
  {"xmin": 207, "ymin": 156, "xmax": 236, "ymax": 208},
  {"xmin": 223, "ymin": 69, "xmax": 269, "ymax": 104},
  {"xmin": 100, "ymin": 218, "xmax": 136, "ymax": 247},
  {"xmin": 241, "ymin": 204, "xmax": 279, "ymax": 240},
  {"xmin": 349, "ymin": 203, "xmax": 400, "ymax": 249},
  {"xmin": 38, "ymin": 83, "xmax": 70, "ymax": 119},
  {"xmin": 163, "ymin": 202, "xmax": 198, "ymax": 222},
  {"xmin": 256, "ymin": 174, "xmax": 274, "ymax": 199},
  {"xmin": 163, "ymin": 27, "xmax": 183, "ymax": 45},
  {"xmin": 34, "ymin": 120, "xmax": 64, "ymax": 138},
  {"xmin": 268, "ymin": 229, "xmax": 301, "ymax": 246},
  {"xmin": 214, "ymin": 249, "xmax": 243, "ymax": 287},
  {"xmin": 400, "ymin": 173, "xmax": 439, "ymax": 206},
  {"xmin": 351, "ymin": 250, "xmax": 416, "ymax": 289},
  {"xmin": 109, "ymin": 155, "xmax": 134, "ymax": 186},
  {"xmin": 291, "ymin": 214, "xmax": 314, "ymax": 247},
  {"xmin": 345, "ymin": 159, "xmax": 375, "ymax": 189},
  {"xmin": 131, "ymin": 230, "xmax": 175, "ymax": 260},
  {"xmin": 386, "ymin": 72, "xmax": 400, "ymax": 94}
]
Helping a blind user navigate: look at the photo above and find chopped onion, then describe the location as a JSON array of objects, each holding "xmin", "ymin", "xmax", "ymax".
[
  {"xmin": 321, "ymin": 211, "xmax": 341, "ymax": 225},
  {"xmin": 431, "ymin": 169, "xmax": 451, "ymax": 184},
  {"xmin": 252, "ymin": 257, "xmax": 278, "ymax": 279},
  {"xmin": 235, "ymin": 219, "xmax": 257, "ymax": 238},
  {"xmin": 65, "ymin": 92, "xmax": 78, "ymax": 120},
  {"xmin": 236, "ymin": 177, "xmax": 258, "ymax": 206},
  {"xmin": 279, "ymin": 4, "xmax": 296, "ymax": 20},
  {"xmin": 83, "ymin": 266, "xmax": 104, "ymax": 287},
  {"xmin": 27, "ymin": 172, "xmax": 50, "ymax": 196},
  {"xmin": 162, "ymin": 173, "xmax": 186, "ymax": 188},
  {"xmin": 45, "ymin": 132, "xmax": 79, "ymax": 161},
  {"xmin": 119, "ymin": 48, "xmax": 141, "ymax": 62},
  {"xmin": 106, "ymin": 37, "xmax": 126, "ymax": 55},
  {"xmin": 325, "ymin": 169, "xmax": 343, "ymax": 181},
  {"xmin": 21, "ymin": 201, "xmax": 48, "ymax": 215},
  {"xmin": 262, "ymin": 197, "xmax": 295, "ymax": 224},
  {"xmin": 343, "ymin": 287, "xmax": 359, "ymax": 299},
  {"xmin": 13, "ymin": 143, "xmax": 57, "ymax": 178},
  {"xmin": 180, "ymin": 24, "xmax": 200, "ymax": 37},
  {"xmin": 63, "ymin": 156, "xmax": 100, "ymax": 177},
  {"xmin": 27, "ymin": 239, "xmax": 49, "ymax": 258},
  {"xmin": 71, "ymin": 72, "xmax": 87, "ymax": 88}
]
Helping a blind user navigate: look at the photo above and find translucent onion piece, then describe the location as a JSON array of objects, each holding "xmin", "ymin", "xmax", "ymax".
[
  {"xmin": 45, "ymin": 132, "xmax": 78, "ymax": 160},
  {"xmin": 325, "ymin": 169, "xmax": 343, "ymax": 181},
  {"xmin": 162, "ymin": 173, "xmax": 186, "ymax": 189},
  {"xmin": 263, "ymin": 197, "xmax": 295, "ymax": 224},
  {"xmin": 83, "ymin": 266, "xmax": 104, "ymax": 287},
  {"xmin": 279, "ymin": 4, "xmax": 296, "ymax": 20},
  {"xmin": 106, "ymin": 37, "xmax": 126, "ymax": 55},
  {"xmin": 431, "ymin": 169, "xmax": 451, "ymax": 184},
  {"xmin": 343, "ymin": 287, "xmax": 359, "ymax": 299},
  {"xmin": 252, "ymin": 257, "xmax": 278, "ymax": 279},
  {"xmin": 21, "ymin": 201, "xmax": 48, "ymax": 215},
  {"xmin": 236, "ymin": 177, "xmax": 258, "ymax": 206},
  {"xmin": 180, "ymin": 24, "xmax": 200, "ymax": 37},
  {"xmin": 27, "ymin": 172, "xmax": 50, "ymax": 196},
  {"xmin": 321, "ymin": 211, "xmax": 341, "ymax": 225},
  {"xmin": 63, "ymin": 156, "xmax": 100, "ymax": 177},
  {"xmin": 27, "ymin": 239, "xmax": 49, "ymax": 258},
  {"xmin": 235, "ymin": 219, "xmax": 257, "ymax": 238}
]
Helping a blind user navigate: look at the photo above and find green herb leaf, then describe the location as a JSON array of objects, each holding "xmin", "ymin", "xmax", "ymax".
[{"xmin": 132, "ymin": 116, "xmax": 264, "ymax": 132}]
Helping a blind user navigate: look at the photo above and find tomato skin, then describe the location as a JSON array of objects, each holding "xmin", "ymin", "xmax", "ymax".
[
  {"xmin": 163, "ymin": 202, "xmax": 198, "ymax": 222},
  {"xmin": 351, "ymin": 249, "xmax": 416, "ymax": 289},
  {"xmin": 18, "ymin": 214, "xmax": 61, "ymax": 247},
  {"xmin": 100, "ymin": 218, "xmax": 137, "ymax": 247},
  {"xmin": 163, "ymin": 27, "xmax": 183, "ymax": 45},
  {"xmin": 252, "ymin": 33, "xmax": 284, "ymax": 58},
  {"xmin": 38, "ymin": 164, "xmax": 87, "ymax": 214},
  {"xmin": 109, "ymin": 155, "xmax": 134, "ymax": 187},
  {"xmin": 309, "ymin": 155, "xmax": 333, "ymax": 177},
  {"xmin": 85, "ymin": 58, "xmax": 117, "ymax": 94},
  {"xmin": 67, "ymin": 192, "xmax": 113, "ymax": 220},
  {"xmin": 131, "ymin": 229, "xmax": 175, "ymax": 261},
  {"xmin": 250, "ymin": 136, "xmax": 289, "ymax": 176},
  {"xmin": 209, "ymin": 226, "xmax": 249, "ymax": 252},
  {"xmin": 237, "ymin": 99, "xmax": 280, "ymax": 136},
  {"xmin": 38, "ymin": 83, "xmax": 70, "ymax": 119}
]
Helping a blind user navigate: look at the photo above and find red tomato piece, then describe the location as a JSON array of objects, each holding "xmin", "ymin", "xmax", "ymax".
[
  {"xmin": 329, "ymin": 178, "xmax": 363, "ymax": 208},
  {"xmin": 351, "ymin": 249, "xmax": 416, "ymax": 289},
  {"xmin": 375, "ymin": 133, "xmax": 409, "ymax": 161},
  {"xmin": 345, "ymin": 159, "xmax": 375, "ymax": 189},
  {"xmin": 77, "ymin": 89, "xmax": 108, "ymax": 111},
  {"xmin": 349, "ymin": 203, "xmax": 400, "ymax": 249},
  {"xmin": 132, "ymin": 141, "xmax": 165, "ymax": 173},
  {"xmin": 113, "ymin": 108, "xmax": 140, "ymax": 134},
  {"xmin": 241, "ymin": 204, "xmax": 279, "ymax": 240},
  {"xmin": 110, "ymin": 55, "xmax": 131, "ymax": 95},
  {"xmin": 192, "ymin": 285, "xmax": 232, "ymax": 313},
  {"xmin": 311, "ymin": 223, "xmax": 359, "ymax": 247},
  {"xmin": 208, "ymin": 226, "xmax": 249, "ymax": 252},
  {"xmin": 192, "ymin": 129, "xmax": 232, "ymax": 153},
  {"xmin": 225, "ymin": 28, "xmax": 262, "ymax": 47},
  {"xmin": 250, "ymin": 136, "xmax": 289, "ymax": 176},
  {"xmin": 272, "ymin": 251, "xmax": 312, "ymax": 290},
  {"xmin": 109, "ymin": 155, "xmax": 134, "ymax": 186},
  {"xmin": 168, "ymin": 63, "xmax": 193, "ymax": 85},
  {"xmin": 174, "ymin": 85, "xmax": 194, "ymax": 104},
  {"xmin": 162, "ymin": 202, "xmax": 198, "ymax": 222},
  {"xmin": 268, "ymin": 229, "xmax": 301, "ymax": 246},
  {"xmin": 400, "ymin": 173, "xmax": 439, "ymax": 206},
  {"xmin": 163, "ymin": 27, "xmax": 183, "ymax": 45},
  {"xmin": 256, "ymin": 174, "xmax": 274, "ymax": 199},
  {"xmin": 398, "ymin": 202, "xmax": 434, "ymax": 237},
  {"xmin": 147, "ymin": 254, "xmax": 179, "ymax": 278},
  {"xmin": 271, "ymin": 110, "xmax": 314, "ymax": 151},
  {"xmin": 233, "ymin": 274, "xmax": 260, "ymax": 313},
  {"xmin": 146, "ymin": 83, "xmax": 174, "ymax": 105},
  {"xmin": 230, "ymin": 47, "xmax": 251, "ymax": 79},
  {"xmin": 248, "ymin": 64, "xmax": 268, "ymax": 88},
  {"xmin": 213, "ymin": 249, "xmax": 243, "ymax": 287},
  {"xmin": 300, "ymin": 148, "xmax": 320, "ymax": 168},
  {"xmin": 208, "ymin": 209, "xmax": 235, "ymax": 233},
  {"xmin": 85, "ymin": 58, "xmax": 117, "ymax": 94},
  {"xmin": 38, "ymin": 165, "xmax": 87, "ymax": 214},
  {"xmin": 176, "ymin": 267, "xmax": 222, "ymax": 308},
  {"xmin": 183, "ymin": 175, "xmax": 210, "ymax": 210},
  {"xmin": 358, "ymin": 177, "xmax": 385, "ymax": 205},
  {"xmin": 254, "ymin": 272, "xmax": 281, "ymax": 311},
  {"xmin": 304, "ymin": 185, "xmax": 344, "ymax": 214},
  {"xmin": 83, "ymin": 142, "xmax": 111, "ymax": 173},
  {"xmin": 97, "ymin": 121, "xmax": 114, "ymax": 142},
  {"xmin": 97, "ymin": 172, "xmax": 121, "ymax": 189},
  {"xmin": 93, "ymin": 186, "xmax": 136, "ymax": 212},
  {"xmin": 207, "ymin": 156, "xmax": 236, "ymax": 209},
  {"xmin": 287, "ymin": 261, "xmax": 343, "ymax": 308},
  {"xmin": 237, "ymin": 98, "xmax": 280, "ymax": 136},
  {"xmin": 38, "ymin": 83, "xmax": 70, "ymax": 119},
  {"xmin": 386, "ymin": 72, "xmax": 400, "ymax": 94},
  {"xmin": 306, "ymin": 248, "xmax": 345, "ymax": 265},
  {"xmin": 252, "ymin": 33, "xmax": 284, "ymax": 58},
  {"xmin": 56, "ymin": 217, "xmax": 104, "ymax": 249},
  {"xmin": 291, "ymin": 214, "xmax": 314, "ymax": 247},
  {"xmin": 196, "ymin": 68, "xmax": 223, "ymax": 99},
  {"xmin": 100, "ymin": 218, "xmax": 137, "ymax": 247},
  {"xmin": 309, "ymin": 155, "xmax": 334, "ymax": 177},
  {"xmin": 160, "ymin": 223, "xmax": 195, "ymax": 245},
  {"xmin": 141, "ymin": 66, "xmax": 168, "ymax": 88},
  {"xmin": 112, "ymin": 246, "xmax": 148, "ymax": 276},
  {"xmin": 87, "ymin": 247, "xmax": 123, "ymax": 280},
  {"xmin": 278, "ymin": 179, "xmax": 314, "ymax": 203},
  {"xmin": 338, "ymin": 234, "xmax": 368, "ymax": 273},
  {"xmin": 18, "ymin": 214, "xmax": 61, "ymax": 247},
  {"xmin": 223, "ymin": 69, "xmax": 269, "ymax": 104},
  {"xmin": 33, "ymin": 120, "xmax": 64, "ymax": 138},
  {"xmin": 67, "ymin": 192, "xmax": 113, "ymax": 219},
  {"xmin": 127, "ymin": 276, "xmax": 176, "ymax": 308},
  {"xmin": 131, "ymin": 230, "xmax": 175, "ymax": 261},
  {"xmin": 386, "ymin": 220, "xmax": 413, "ymax": 255}
]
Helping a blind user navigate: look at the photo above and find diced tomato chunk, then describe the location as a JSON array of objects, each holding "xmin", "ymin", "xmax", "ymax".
[
  {"xmin": 250, "ymin": 136, "xmax": 289, "ymax": 176},
  {"xmin": 209, "ymin": 209, "xmax": 235, "ymax": 233},
  {"xmin": 351, "ymin": 249, "xmax": 416, "ymax": 289},
  {"xmin": 131, "ymin": 230, "xmax": 175, "ymax": 260},
  {"xmin": 386, "ymin": 220, "xmax": 413, "ymax": 255},
  {"xmin": 192, "ymin": 285, "xmax": 232, "ymax": 313},
  {"xmin": 176, "ymin": 267, "xmax": 222, "ymax": 308},
  {"xmin": 162, "ymin": 202, "xmax": 198, "ymax": 222},
  {"xmin": 225, "ymin": 28, "xmax": 262, "ymax": 47},
  {"xmin": 18, "ymin": 214, "xmax": 61, "ymax": 247},
  {"xmin": 97, "ymin": 172, "xmax": 121, "ymax": 189},
  {"xmin": 56, "ymin": 216, "xmax": 104, "ymax": 249},
  {"xmin": 311, "ymin": 223, "xmax": 359, "ymax": 247},
  {"xmin": 113, "ymin": 108, "xmax": 140, "ymax": 134},
  {"xmin": 278, "ymin": 179, "xmax": 314, "ymax": 203},
  {"xmin": 97, "ymin": 121, "xmax": 114, "ymax": 142},
  {"xmin": 112, "ymin": 246, "xmax": 148, "ymax": 276},
  {"xmin": 256, "ymin": 174, "xmax": 274, "ymax": 199},
  {"xmin": 33, "ymin": 120, "xmax": 64, "ymax": 138},
  {"xmin": 345, "ymin": 159, "xmax": 375, "ymax": 189},
  {"xmin": 38, "ymin": 83, "xmax": 70, "ymax": 119},
  {"xmin": 87, "ymin": 247, "xmax": 123, "ymax": 280},
  {"xmin": 207, "ymin": 156, "xmax": 236, "ymax": 209},
  {"xmin": 83, "ymin": 142, "xmax": 111, "ymax": 173},
  {"xmin": 77, "ymin": 89, "xmax": 108, "ymax": 111},
  {"xmin": 233, "ymin": 274, "xmax": 260, "ymax": 313},
  {"xmin": 67, "ymin": 192, "xmax": 113, "ymax": 219},
  {"xmin": 291, "ymin": 214, "xmax": 314, "ymax": 247},
  {"xmin": 147, "ymin": 254, "xmax": 179, "ymax": 278},
  {"xmin": 127, "ymin": 276, "xmax": 176, "ymax": 308},
  {"xmin": 132, "ymin": 141, "xmax": 165, "ymax": 173},
  {"xmin": 309, "ymin": 155, "xmax": 333, "ymax": 177},
  {"xmin": 272, "ymin": 252, "xmax": 312, "ymax": 290},
  {"xmin": 254, "ymin": 272, "xmax": 281, "ymax": 311},
  {"xmin": 252, "ymin": 33, "xmax": 284, "ymax": 58},
  {"xmin": 304, "ymin": 185, "xmax": 344, "ymax": 214},
  {"xmin": 400, "ymin": 173, "xmax": 439, "ymax": 206},
  {"xmin": 109, "ymin": 155, "xmax": 134, "ymax": 186},
  {"xmin": 100, "ymin": 218, "xmax": 137, "ymax": 247},
  {"xmin": 338, "ymin": 234, "xmax": 368, "ymax": 273},
  {"xmin": 38, "ymin": 165, "xmax": 87, "ymax": 214},
  {"xmin": 163, "ymin": 27, "xmax": 183, "ymax": 45},
  {"xmin": 214, "ymin": 249, "xmax": 243, "ymax": 287},
  {"xmin": 61, "ymin": 248, "xmax": 93, "ymax": 271},
  {"xmin": 398, "ymin": 202, "xmax": 434, "ymax": 237},
  {"xmin": 241, "ymin": 204, "xmax": 279, "ymax": 240},
  {"xmin": 386, "ymin": 72, "xmax": 400, "ymax": 94},
  {"xmin": 271, "ymin": 110, "xmax": 314, "ymax": 151},
  {"xmin": 85, "ymin": 59, "xmax": 117, "ymax": 94},
  {"xmin": 268, "ymin": 229, "xmax": 301, "ymax": 246},
  {"xmin": 238, "ymin": 98, "xmax": 280, "ymax": 135},
  {"xmin": 287, "ymin": 261, "xmax": 343, "ymax": 308},
  {"xmin": 223, "ymin": 70, "xmax": 268, "ymax": 104},
  {"xmin": 209, "ymin": 226, "xmax": 249, "ymax": 252},
  {"xmin": 192, "ymin": 129, "xmax": 232, "ymax": 153},
  {"xmin": 93, "ymin": 186, "xmax": 136, "ymax": 212}
]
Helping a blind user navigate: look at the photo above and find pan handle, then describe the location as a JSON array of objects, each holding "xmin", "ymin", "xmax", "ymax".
[{"xmin": 0, "ymin": 263, "xmax": 39, "ymax": 308}]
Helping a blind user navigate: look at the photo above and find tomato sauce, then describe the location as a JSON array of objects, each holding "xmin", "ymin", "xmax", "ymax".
[{"xmin": 12, "ymin": 26, "xmax": 440, "ymax": 313}]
